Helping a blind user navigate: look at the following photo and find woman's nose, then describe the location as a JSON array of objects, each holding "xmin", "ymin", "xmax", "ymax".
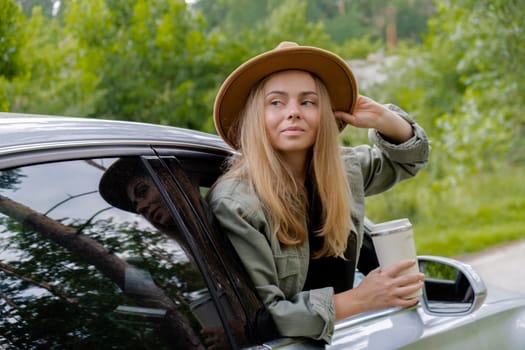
[
  {"xmin": 135, "ymin": 199, "xmax": 148, "ymax": 214},
  {"xmin": 287, "ymin": 103, "xmax": 301, "ymax": 119}
]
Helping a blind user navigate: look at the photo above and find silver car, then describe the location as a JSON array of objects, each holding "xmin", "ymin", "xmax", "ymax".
[{"xmin": 1, "ymin": 113, "xmax": 524, "ymax": 349}]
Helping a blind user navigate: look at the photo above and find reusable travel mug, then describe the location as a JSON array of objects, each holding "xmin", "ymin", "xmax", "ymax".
[{"xmin": 370, "ymin": 218, "xmax": 422, "ymax": 298}]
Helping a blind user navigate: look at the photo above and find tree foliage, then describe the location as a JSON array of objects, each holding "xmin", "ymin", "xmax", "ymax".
[
  {"xmin": 5, "ymin": 5, "xmax": 93, "ymax": 115},
  {"xmin": 16, "ymin": 0, "xmax": 59, "ymax": 17},
  {"xmin": 6, "ymin": 0, "xmax": 226, "ymax": 131},
  {"xmin": 195, "ymin": 0, "xmax": 433, "ymax": 47},
  {"xmin": 0, "ymin": 0, "xmax": 27, "ymax": 110},
  {"xmin": 368, "ymin": 0, "xmax": 525, "ymax": 183},
  {"xmin": 73, "ymin": 0, "xmax": 221, "ymax": 129},
  {"xmin": 0, "ymin": 0, "xmax": 26, "ymax": 80}
]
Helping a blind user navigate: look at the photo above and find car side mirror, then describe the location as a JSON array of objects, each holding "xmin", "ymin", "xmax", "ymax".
[{"xmin": 418, "ymin": 255, "xmax": 487, "ymax": 316}]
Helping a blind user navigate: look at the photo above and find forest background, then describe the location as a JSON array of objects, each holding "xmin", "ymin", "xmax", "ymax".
[{"xmin": 1, "ymin": 0, "xmax": 524, "ymax": 257}]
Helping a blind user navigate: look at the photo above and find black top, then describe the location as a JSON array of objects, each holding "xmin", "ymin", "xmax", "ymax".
[{"xmin": 302, "ymin": 180, "xmax": 357, "ymax": 293}]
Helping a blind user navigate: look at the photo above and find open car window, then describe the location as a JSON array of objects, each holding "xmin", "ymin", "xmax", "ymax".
[
  {"xmin": 0, "ymin": 155, "xmax": 270, "ymax": 349},
  {"xmin": 139, "ymin": 156, "xmax": 274, "ymax": 348}
]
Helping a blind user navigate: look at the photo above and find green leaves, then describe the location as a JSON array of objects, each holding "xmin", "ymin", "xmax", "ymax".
[
  {"xmin": 0, "ymin": 0, "xmax": 27, "ymax": 110},
  {"xmin": 368, "ymin": 0, "xmax": 524, "ymax": 186},
  {"xmin": 0, "ymin": 0, "xmax": 26, "ymax": 80}
]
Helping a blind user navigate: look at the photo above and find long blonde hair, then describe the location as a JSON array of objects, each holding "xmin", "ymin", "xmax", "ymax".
[{"xmin": 223, "ymin": 72, "xmax": 352, "ymax": 258}]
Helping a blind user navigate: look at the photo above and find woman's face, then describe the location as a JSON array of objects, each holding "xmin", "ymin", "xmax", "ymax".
[
  {"xmin": 126, "ymin": 176, "xmax": 172, "ymax": 228},
  {"xmin": 262, "ymin": 70, "xmax": 321, "ymax": 156}
]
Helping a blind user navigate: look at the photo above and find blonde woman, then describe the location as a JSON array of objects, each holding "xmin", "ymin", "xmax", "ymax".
[{"xmin": 207, "ymin": 42, "xmax": 430, "ymax": 344}]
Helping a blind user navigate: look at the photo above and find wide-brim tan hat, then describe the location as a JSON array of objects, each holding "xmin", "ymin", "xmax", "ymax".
[{"xmin": 213, "ymin": 41, "xmax": 358, "ymax": 149}]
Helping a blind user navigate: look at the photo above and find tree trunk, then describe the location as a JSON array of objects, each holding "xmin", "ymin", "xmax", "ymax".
[{"xmin": 0, "ymin": 194, "xmax": 205, "ymax": 349}]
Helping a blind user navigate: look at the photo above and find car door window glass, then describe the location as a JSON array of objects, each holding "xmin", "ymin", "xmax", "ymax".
[{"xmin": 0, "ymin": 157, "xmax": 236, "ymax": 349}]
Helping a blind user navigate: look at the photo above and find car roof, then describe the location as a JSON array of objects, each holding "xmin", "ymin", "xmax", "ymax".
[
  {"xmin": 0, "ymin": 113, "xmax": 233, "ymax": 169},
  {"xmin": 0, "ymin": 112, "xmax": 230, "ymax": 151}
]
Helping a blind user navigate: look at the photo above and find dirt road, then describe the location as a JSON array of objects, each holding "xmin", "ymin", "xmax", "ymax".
[{"xmin": 457, "ymin": 239, "xmax": 525, "ymax": 294}]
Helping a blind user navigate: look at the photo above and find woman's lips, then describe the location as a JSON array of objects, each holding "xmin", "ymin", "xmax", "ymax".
[
  {"xmin": 147, "ymin": 207, "xmax": 161, "ymax": 223},
  {"xmin": 281, "ymin": 126, "xmax": 305, "ymax": 135}
]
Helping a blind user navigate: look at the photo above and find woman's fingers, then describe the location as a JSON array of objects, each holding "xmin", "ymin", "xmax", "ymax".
[
  {"xmin": 392, "ymin": 294, "xmax": 421, "ymax": 307},
  {"xmin": 355, "ymin": 260, "xmax": 425, "ymax": 310},
  {"xmin": 397, "ymin": 280, "xmax": 424, "ymax": 296},
  {"xmin": 383, "ymin": 259, "xmax": 417, "ymax": 276},
  {"xmin": 373, "ymin": 260, "xmax": 425, "ymax": 295},
  {"xmin": 397, "ymin": 272, "xmax": 425, "ymax": 286},
  {"xmin": 334, "ymin": 111, "xmax": 354, "ymax": 126}
]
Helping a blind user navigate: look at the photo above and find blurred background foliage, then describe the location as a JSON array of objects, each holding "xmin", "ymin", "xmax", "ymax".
[{"xmin": 1, "ymin": 0, "xmax": 524, "ymax": 256}]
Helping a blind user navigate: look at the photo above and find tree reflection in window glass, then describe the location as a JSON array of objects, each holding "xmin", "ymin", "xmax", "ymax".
[{"xmin": 0, "ymin": 158, "xmax": 211, "ymax": 349}]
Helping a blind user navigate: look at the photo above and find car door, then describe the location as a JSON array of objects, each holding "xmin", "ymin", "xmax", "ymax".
[
  {"xmin": 138, "ymin": 154, "xmax": 284, "ymax": 349},
  {"xmin": 0, "ymin": 154, "xmax": 254, "ymax": 349}
]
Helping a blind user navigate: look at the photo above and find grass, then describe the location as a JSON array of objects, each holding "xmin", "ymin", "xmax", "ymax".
[{"xmin": 365, "ymin": 164, "xmax": 525, "ymax": 257}]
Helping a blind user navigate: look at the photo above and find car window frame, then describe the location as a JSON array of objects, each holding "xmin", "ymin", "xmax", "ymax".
[{"xmin": 142, "ymin": 156, "xmax": 240, "ymax": 348}]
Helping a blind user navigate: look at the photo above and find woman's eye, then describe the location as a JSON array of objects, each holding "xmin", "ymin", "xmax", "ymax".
[
  {"xmin": 302, "ymin": 100, "xmax": 315, "ymax": 106},
  {"xmin": 270, "ymin": 100, "xmax": 282, "ymax": 106},
  {"xmin": 135, "ymin": 184, "xmax": 148, "ymax": 199}
]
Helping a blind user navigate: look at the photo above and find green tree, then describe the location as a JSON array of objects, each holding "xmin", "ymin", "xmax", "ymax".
[
  {"xmin": 0, "ymin": 0, "xmax": 26, "ymax": 79},
  {"xmin": 16, "ymin": 0, "xmax": 60, "ymax": 18},
  {"xmin": 0, "ymin": 0, "xmax": 27, "ymax": 110},
  {"xmin": 194, "ymin": 0, "xmax": 270, "ymax": 34},
  {"xmin": 247, "ymin": 0, "xmax": 333, "ymax": 50},
  {"xmin": 304, "ymin": 0, "xmax": 434, "ymax": 46},
  {"xmin": 5, "ymin": 0, "xmax": 226, "ymax": 131},
  {"xmin": 4, "ymin": 4, "xmax": 98, "ymax": 115},
  {"xmin": 58, "ymin": 0, "xmax": 229, "ymax": 131},
  {"xmin": 195, "ymin": 0, "xmax": 433, "ymax": 46},
  {"xmin": 369, "ymin": 0, "xmax": 525, "ymax": 182}
]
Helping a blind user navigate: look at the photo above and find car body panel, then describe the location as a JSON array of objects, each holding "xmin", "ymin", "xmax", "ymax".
[
  {"xmin": 0, "ymin": 113, "xmax": 228, "ymax": 150},
  {"xmin": 332, "ymin": 291, "xmax": 525, "ymax": 350},
  {"xmin": 0, "ymin": 113, "xmax": 232, "ymax": 169}
]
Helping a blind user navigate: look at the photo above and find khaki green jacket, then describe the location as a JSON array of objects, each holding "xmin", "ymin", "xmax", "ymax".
[{"xmin": 207, "ymin": 105, "xmax": 430, "ymax": 343}]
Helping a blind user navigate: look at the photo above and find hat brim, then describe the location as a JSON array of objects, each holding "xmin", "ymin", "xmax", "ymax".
[
  {"xmin": 213, "ymin": 44, "xmax": 358, "ymax": 149},
  {"xmin": 99, "ymin": 158, "xmax": 147, "ymax": 213}
]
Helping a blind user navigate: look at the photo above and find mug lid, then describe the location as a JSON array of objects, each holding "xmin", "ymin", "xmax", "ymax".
[{"xmin": 369, "ymin": 218, "xmax": 412, "ymax": 236}]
